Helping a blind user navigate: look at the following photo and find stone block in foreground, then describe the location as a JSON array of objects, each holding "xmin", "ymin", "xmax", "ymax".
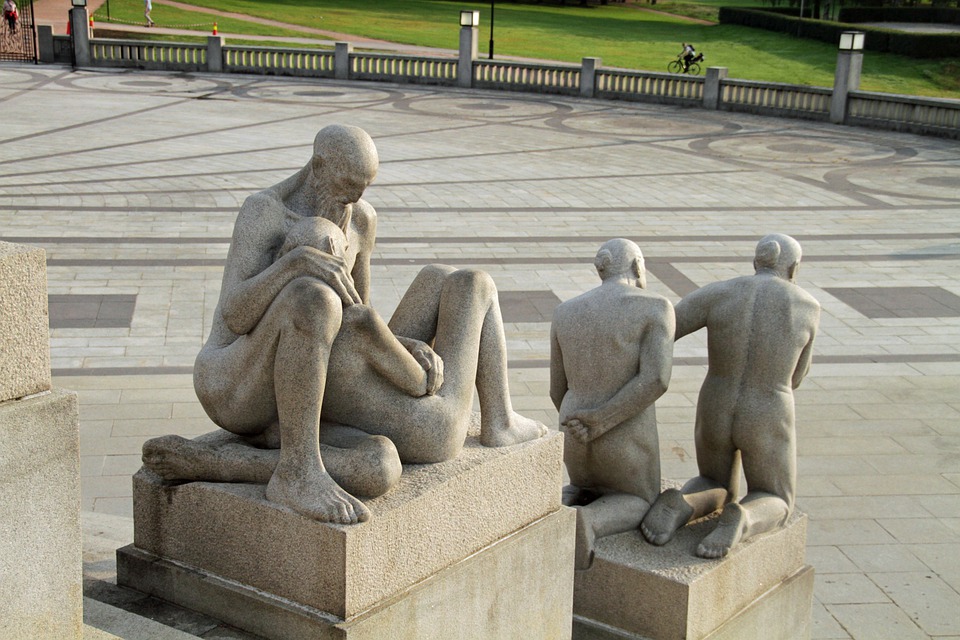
[
  {"xmin": 573, "ymin": 511, "xmax": 813, "ymax": 640},
  {"xmin": 0, "ymin": 389, "xmax": 82, "ymax": 638},
  {"xmin": 0, "ymin": 241, "xmax": 51, "ymax": 403},
  {"xmin": 118, "ymin": 431, "xmax": 575, "ymax": 638}
]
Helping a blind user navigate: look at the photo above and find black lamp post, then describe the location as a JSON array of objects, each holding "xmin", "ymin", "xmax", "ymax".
[{"xmin": 488, "ymin": 0, "xmax": 495, "ymax": 59}]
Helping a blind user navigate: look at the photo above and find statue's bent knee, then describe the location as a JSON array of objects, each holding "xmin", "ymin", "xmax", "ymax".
[
  {"xmin": 283, "ymin": 277, "xmax": 343, "ymax": 333},
  {"xmin": 417, "ymin": 263, "xmax": 456, "ymax": 281},
  {"xmin": 445, "ymin": 267, "xmax": 496, "ymax": 298},
  {"xmin": 367, "ymin": 435, "xmax": 403, "ymax": 496}
]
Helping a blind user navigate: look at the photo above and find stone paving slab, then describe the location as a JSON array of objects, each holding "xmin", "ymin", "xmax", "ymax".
[{"xmin": 1, "ymin": 65, "xmax": 958, "ymax": 639}]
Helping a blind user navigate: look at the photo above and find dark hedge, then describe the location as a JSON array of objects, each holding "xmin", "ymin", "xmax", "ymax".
[{"xmin": 719, "ymin": 7, "xmax": 960, "ymax": 57}]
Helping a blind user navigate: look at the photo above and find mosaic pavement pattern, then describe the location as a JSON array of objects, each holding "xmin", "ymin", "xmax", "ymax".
[{"xmin": 1, "ymin": 66, "xmax": 959, "ymax": 639}]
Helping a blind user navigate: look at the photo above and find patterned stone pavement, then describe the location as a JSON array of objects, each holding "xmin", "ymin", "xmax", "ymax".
[{"xmin": 1, "ymin": 65, "xmax": 959, "ymax": 639}]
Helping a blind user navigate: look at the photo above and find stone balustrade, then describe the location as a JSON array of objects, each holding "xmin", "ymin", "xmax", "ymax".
[
  {"xmin": 350, "ymin": 52, "xmax": 457, "ymax": 85},
  {"xmin": 44, "ymin": 19, "xmax": 959, "ymax": 140},
  {"xmin": 475, "ymin": 59, "xmax": 581, "ymax": 95},
  {"xmin": 720, "ymin": 79, "xmax": 833, "ymax": 120},
  {"xmin": 91, "ymin": 39, "xmax": 207, "ymax": 71},
  {"xmin": 224, "ymin": 45, "xmax": 334, "ymax": 77},
  {"xmin": 596, "ymin": 68, "xmax": 703, "ymax": 105},
  {"xmin": 848, "ymin": 90, "xmax": 960, "ymax": 138}
]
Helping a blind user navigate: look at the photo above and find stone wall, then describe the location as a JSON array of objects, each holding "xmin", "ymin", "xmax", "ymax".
[{"xmin": 0, "ymin": 242, "xmax": 83, "ymax": 639}]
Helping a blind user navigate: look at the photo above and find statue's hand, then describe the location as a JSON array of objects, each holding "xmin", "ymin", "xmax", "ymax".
[
  {"xmin": 563, "ymin": 418, "xmax": 592, "ymax": 444},
  {"xmin": 290, "ymin": 245, "xmax": 362, "ymax": 306},
  {"xmin": 406, "ymin": 339, "xmax": 444, "ymax": 395}
]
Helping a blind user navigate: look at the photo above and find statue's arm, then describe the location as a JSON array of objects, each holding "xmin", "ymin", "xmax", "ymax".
[
  {"xmin": 219, "ymin": 197, "xmax": 360, "ymax": 336},
  {"xmin": 351, "ymin": 201, "xmax": 377, "ymax": 305},
  {"xmin": 568, "ymin": 299, "xmax": 675, "ymax": 443},
  {"xmin": 549, "ymin": 323, "xmax": 567, "ymax": 412},
  {"xmin": 362, "ymin": 202, "xmax": 444, "ymax": 393},
  {"xmin": 674, "ymin": 284, "xmax": 714, "ymax": 340},
  {"xmin": 218, "ymin": 202, "xmax": 292, "ymax": 336},
  {"xmin": 791, "ymin": 303, "xmax": 820, "ymax": 389}
]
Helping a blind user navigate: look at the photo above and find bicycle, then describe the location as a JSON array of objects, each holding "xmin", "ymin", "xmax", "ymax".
[{"xmin": 668, "ymin": 52, "xmax": 704, "ymax": 75}]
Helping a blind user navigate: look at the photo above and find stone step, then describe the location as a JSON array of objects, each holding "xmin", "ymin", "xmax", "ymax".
[
  {"xmin": 84, "ymin": 598, "xmax": 196, "ymax": 640},
  {"xmin": 82, "ymin": 510, "xmax": 264, "ymax": 640}
]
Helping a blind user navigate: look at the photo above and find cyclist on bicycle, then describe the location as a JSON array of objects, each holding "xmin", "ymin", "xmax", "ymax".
[
  {"xmin": 679, "ymin": 43, "xmax": 696, "ymax": 73},
  {"xmin": 3, "ymin": 0, "xmax": 18, "ymax": 33}
]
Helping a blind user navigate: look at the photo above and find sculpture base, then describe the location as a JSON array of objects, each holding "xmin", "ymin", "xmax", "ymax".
[
  {"xmin": 0, "ymin": 389, "xmax": 82, "ymax": 639},
  {"xmin": 572, "ymin": 511, "xmax": 812, "ymax": 640},
  {"xmin": 117, "ymin": 430, "xmax": 574, "ymax": 639},
  {"xmin": 119, "ymin": 507, "xmax": 574, "ymax": 640}
]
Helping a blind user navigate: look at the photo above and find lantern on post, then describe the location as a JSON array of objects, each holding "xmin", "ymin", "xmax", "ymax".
[
  {"xmin": 458, "ymin": 10, "xmax": 480, "ymax": 89},
  {"xmin": 838, "ymin": 31, "xmax": 865, "ymax": 52},
  {"xmin": 830, "ymin": 31, "xmax": 866, "ymax": 125}
]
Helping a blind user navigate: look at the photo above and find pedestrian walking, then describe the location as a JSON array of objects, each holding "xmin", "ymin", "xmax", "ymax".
[{"xmin": 3, "ymin": 0, "xmax": 18, "ymax": 33}]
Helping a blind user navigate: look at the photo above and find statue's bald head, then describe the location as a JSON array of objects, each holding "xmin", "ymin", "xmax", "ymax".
[
  {"xmin": 595, "ymin": 238, "xmax": 646, "ymax": 288},
  {"xmin": 754, "ymin": 233, "xmax": 802, "ymax": 282},
  {"xmin": 312, "ymin": 124, "xmax": 379, "ymax": 181}
]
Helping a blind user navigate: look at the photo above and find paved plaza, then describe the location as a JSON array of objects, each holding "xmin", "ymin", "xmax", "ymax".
[{"xmin": 1, "ymin": 64, "xmax": 959, "ymax": 639}]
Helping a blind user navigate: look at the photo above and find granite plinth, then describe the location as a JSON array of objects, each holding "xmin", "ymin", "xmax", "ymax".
[
  {"xmin": 121, "ymin": 431, "xmax": 565, "ymax": 619},
  {"xmin": 573, "ymin": 564, "xmax": 813, "ymax": 640},
  {"xmin": 0, "ymin": 389, "xmax": 82, "ymax": 639},
  {"xmin": 573, "ymin": 511, "xmax": 811, "ymax": 640},
  {"xmin": 119, "ymin": 507, "xmax": 575, "ymax": 640},
  {"xmin": 0, "ymin": 241, "xmax": 51, "ymax": 402}
]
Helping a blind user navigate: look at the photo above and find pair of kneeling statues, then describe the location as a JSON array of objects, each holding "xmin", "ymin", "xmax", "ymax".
[
  {"xmin": 142, "ymin": 125, "xmax": 819, "ymax": 566},
  {"xmin": 553, "ymin": 235, "xmax": 819, "ymax": 567}
]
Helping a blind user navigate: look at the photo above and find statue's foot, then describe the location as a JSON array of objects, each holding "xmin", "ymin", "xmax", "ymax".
[
  {"xmin": 142, "ymin": 435, "xmax": 212, "ymax": 481},
  {"xmin": 266, "ymin": 461, "xmax": 371, "ymax": 524},
  {"xmin": 480, "ymin": 412, "xmax": 547, "ymax": 448},
  {"xmin": 640, "ymin": 488, "xmax": 693, "ymax": 546},
  {"xmin": 574, "ymin": 506, "xmax": 597, "ymax": 570},
  {"xmin": 697, "ymin": 502, "xmax": 747, "ymax": 559}
]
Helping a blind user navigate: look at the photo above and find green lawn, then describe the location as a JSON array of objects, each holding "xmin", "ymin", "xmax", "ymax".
[
  {"xmin": 93, "ymin": 0, "xmax": 318, "ymax": 41},
  {"xmin": 93, "ymin": 0, "xmax": 959, "ymax": 98}
]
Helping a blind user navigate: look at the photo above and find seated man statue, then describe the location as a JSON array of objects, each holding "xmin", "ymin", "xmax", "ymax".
[
  {"xmin": 143, "ymin": 124, "xmax": 546, "ymax": 525},
  {"xmin": 641, "ymin": 234, "xmax": 820, "ymax": 559},
  {"xmin": 551, "ymin": 239, "xmax": 674, "ymax": 569}
]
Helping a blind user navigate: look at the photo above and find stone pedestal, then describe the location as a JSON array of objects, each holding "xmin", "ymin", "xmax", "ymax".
[
  {"xmin": 118, "ymin": 431, "xmax": 575, "ymax": 639},
  {"xmin": 0, "ymin": 242, "xmax": 83, "ymax": 639},
  {"xmin": 573, "ymin": 512, "xmax": 813, "ymax": 640},
  {"xmin": 0, "ymin": 241, "xmax": 51, "ymax": 402}
]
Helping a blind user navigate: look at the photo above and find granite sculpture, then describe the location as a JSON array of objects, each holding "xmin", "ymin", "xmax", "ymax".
[
  {"xmin": 143, "ymin": 124, "xmax": 546, "ymax": 524},
  {"xmin": 551, "ymin": 239, "xmax": 675, "ymax": 569},
  {"xmin": 641, "ymin": 234, "xmax": 820, "ymax": 558}
]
